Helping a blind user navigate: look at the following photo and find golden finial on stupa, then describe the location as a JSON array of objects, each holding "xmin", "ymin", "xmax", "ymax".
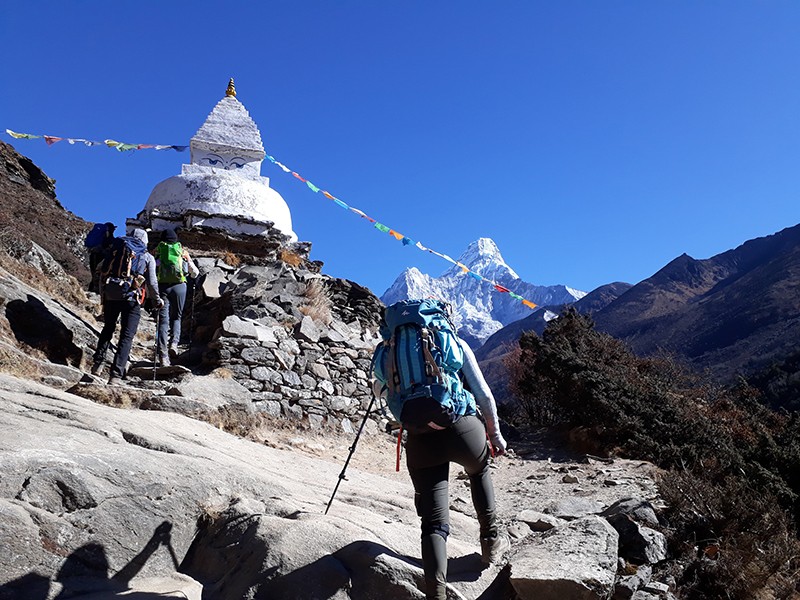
[{"xmin": 226, "ymin": 78, "xmax": 237, "ymax": 98}]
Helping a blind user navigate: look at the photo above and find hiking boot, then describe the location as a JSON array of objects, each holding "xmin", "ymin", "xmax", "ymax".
[
  {"xmin": 107, "ymin": 377, "xmax": 123, "ymax": 386},
  {"xmin": 159, "ymin": 354, "xmax": 171, "ymax": 367},
  {"xmin": 168, "ymin": 344, "xmax": 179, "ymax": 359},
  {"xmin": 90, "ymin": 363, "xmax": 103, "ymax": 376},
  {"xmin": 480, "ymin": 533, "xmax": 510, "ymax": 564}
]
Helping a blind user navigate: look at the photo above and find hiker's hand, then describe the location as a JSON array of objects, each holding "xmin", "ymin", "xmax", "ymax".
[
  {"xmin": 156, "ymin": 297, "xmax": 165, "ymax": 309},
  {"xmin": 182, "ymin": 249, "xmax": 190, "ymax": 259},
  {"xmin": 489, "ymin": 429, "xmax": 507, "ymax": 456}
]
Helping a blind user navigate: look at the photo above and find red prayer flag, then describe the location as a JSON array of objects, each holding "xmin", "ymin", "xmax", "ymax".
[
  {"xmin": 494, "ymin": 284, "xmax": 510, "ymax": 293},
  {"xmin": 44, "ymin": 136, "xmax": 63, "ymax": 146}
]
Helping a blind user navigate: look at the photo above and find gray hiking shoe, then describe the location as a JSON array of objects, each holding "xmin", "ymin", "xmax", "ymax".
[
  {"xmin": 480, "ymin": 533, "xmax": 510, "ymax": 564},
  {"xmin": 91, "ymin": 363, "xmax": 103, "ymax": 376},
  {"xmin": 107, "ymin": 377, "xmax": 123, "ymax": 386},
  {"xmin": 159, "ymin": 354, "xmax": 171, "ymax": 367},
  {"xmin": 168, "ymin": 343, "xmax": 179, "ymax": 359}
]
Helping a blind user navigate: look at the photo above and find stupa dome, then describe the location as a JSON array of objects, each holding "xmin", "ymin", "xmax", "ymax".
[{"xmin": 139, "ymin": 79, "xmax": 296, "ymax": 240}]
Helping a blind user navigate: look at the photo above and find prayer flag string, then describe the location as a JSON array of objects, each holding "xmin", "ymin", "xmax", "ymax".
[
  {"xmin": 262, "ymin": 153, "xmax": 538, "ymax": 310},
  {"xmin": 1, "ymin": 127, "xmax": 538, "ymax": 309},
  {"xmin": 4, "ymin": 129, "xmax": 187, "ymax": 152}
]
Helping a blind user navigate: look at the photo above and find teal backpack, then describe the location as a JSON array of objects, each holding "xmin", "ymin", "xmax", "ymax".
[{"xmin": 373, "ymin": 299, "xmax": 476, "ymax": 433}]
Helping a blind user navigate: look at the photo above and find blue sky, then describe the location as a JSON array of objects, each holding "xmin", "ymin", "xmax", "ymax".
[{"xmin": 2, "ymin": 2, "xmax": 799, "ymax": 298}]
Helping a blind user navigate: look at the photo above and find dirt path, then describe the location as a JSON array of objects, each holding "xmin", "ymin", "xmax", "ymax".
[{"xmin": 267, "ymin": 424, "xmax": 662, "ymax": 526}]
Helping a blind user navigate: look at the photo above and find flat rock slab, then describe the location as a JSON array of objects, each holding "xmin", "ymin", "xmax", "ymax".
[{"xmin": 0, "ymin": 374, "xmax": 504, "ymax": 600}]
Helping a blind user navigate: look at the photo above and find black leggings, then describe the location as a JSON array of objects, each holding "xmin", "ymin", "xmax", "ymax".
[{"xmin": 406, "ymin": 415, "xmax": 496, "ymax": 599}]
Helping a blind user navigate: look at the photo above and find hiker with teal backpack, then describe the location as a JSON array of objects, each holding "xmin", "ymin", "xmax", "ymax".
[
  {"xmin": 372, "ymin": 299, "xmax": 509, "ymax": 600},
  {"xmin": 154, "ymin": 228, "xmax": 198, "ymax": 366},
  {"xmin": 92, "ymin": 228, "xmax": 163, "ymax": 384}
]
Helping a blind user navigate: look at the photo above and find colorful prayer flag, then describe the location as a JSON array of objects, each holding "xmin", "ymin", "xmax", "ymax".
[{"xmin": 6, "ymin": 129, "xmax": 41, "ymax": 139}]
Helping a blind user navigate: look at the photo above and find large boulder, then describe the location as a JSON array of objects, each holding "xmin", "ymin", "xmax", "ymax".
[
  {"xmin": 0, "ymin": 266, "xmax": 97, "ymax": 373},
  {"xmin": 509, "ymin": 516, "xmax": 619, "ymax": 600}
]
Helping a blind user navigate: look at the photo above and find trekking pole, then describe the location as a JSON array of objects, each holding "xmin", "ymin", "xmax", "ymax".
[
  {"xmin": 324, "ymin": 394, "xmax": 376, "ymax": 515},
  {"xmin": 153, "ymin": 308, "xmax": 160, "ymax": 383},
  {"xmin": 188, "ymin": 278, "xmax": 196, "ymax": 353}
]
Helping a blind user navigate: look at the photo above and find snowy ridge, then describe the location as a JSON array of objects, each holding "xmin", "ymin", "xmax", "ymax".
[{"xmin": 381, "ymin": 238, "xmax": 586, "ymax": 348}]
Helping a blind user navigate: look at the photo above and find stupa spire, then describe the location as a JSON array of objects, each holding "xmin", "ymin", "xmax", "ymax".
[{"xmin": 226, "ymin": 78, "xmax": 237, "ymax": 98}]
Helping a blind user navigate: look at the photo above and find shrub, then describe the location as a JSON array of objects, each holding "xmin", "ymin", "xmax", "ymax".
[{"xmin": 508, "ymin": 307, "xmax": 800, "ymax": 598}]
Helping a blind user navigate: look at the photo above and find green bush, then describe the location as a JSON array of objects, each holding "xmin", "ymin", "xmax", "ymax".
[{"xmin": 508, "ymin": 307, "xmax": 800, "ymax": 599}]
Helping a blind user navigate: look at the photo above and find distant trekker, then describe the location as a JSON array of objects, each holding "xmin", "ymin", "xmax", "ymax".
[
  {"xmin": 154, "ymin": 228, "xmax": 198, "ymax": 366},
  {"xmin": 92, "ymin": 228, "xmax": 162, "ymax": 384},
  {"xmin": 84, "ymin": 221, "xmax": 116, "ymax": 293}
]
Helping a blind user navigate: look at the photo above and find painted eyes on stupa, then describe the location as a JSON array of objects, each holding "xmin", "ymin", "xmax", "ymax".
[{"xmin": 201, "ymin": 154, "xmax": 248, "ymax": 170}]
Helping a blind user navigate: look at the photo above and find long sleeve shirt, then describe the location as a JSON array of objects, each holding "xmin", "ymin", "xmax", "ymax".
[
  {"xmin": 459, "ymin": 337, "xmax": 502, "ymax": 434},
  {"xmin": 141, "ymin": 253, "xmax": 160, "ymax": 299}
]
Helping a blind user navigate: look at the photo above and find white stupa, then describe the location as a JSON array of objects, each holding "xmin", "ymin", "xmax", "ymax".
[{"xmin": 135, "ymin": 79, "xmax": 297, "ymax": 240}]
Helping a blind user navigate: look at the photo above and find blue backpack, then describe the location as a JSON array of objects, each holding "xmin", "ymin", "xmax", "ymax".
[
  {"xmin": 84, "ymin": 222, "xmax": 115, "ymax": 251},
  {"xmin": 100, "ymin": 236, "xmax": 148, "ymax": 304},
  {"xmin": 373, "ymin": 299, "xmax": 476, "ymax": 433}
]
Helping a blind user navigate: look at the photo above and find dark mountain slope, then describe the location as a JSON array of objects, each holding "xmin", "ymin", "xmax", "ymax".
[
  {"xmin": 593, "ymin": 224, "xmax": 800, "ymax": 380},
  {"xmin": 0, "ymin": 141, "xmax": 91, "ymax": 284},
  {"xmin": 476, "ymin": 282, "xmax": 632, "ymax": 363}
]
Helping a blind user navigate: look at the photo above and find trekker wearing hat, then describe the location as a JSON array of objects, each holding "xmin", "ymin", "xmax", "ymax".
[
  {"xmin": 92, "ymin": 228, "xmax": 162, "ymax": 384},
  {"xmin": 154, "ymin": 228, "xmax": 198, "ymax": 366}
]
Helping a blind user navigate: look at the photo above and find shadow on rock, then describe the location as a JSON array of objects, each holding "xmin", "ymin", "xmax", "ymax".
[
  {"xmin": 5, "ymin": 295, "xmax": 83, "ymax": 366},
  {"xmin": 0, "ymin": 521, "xmax": 179, "ymax": 600},
  {"xmin": 256, "ymin": 540, "xmax": 428, "ymax": 600}
]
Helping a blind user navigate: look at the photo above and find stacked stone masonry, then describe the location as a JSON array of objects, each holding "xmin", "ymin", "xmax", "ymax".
[{"xmin": 192, "ymin": 236, "xmax": 385, "ymax": 435}]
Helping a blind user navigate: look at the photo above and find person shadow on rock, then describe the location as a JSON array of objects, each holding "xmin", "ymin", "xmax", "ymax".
[{"xmin": 0, "ymin": 521, "xmax": 177, "ymax": 600}]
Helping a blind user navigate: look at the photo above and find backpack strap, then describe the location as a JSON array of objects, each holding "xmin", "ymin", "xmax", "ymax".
[
  {"xmin": 386, "ymin": 337, "xmax": 399, "ymax": 395},
  {"xmin": 419, "ymin": 327, "xmax": 443, "ymax": 383}
]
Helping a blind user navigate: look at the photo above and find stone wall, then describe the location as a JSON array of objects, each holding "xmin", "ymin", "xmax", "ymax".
[{"xmin": 188, "ymin": 233, "xmax": 387, "ymax": 434}]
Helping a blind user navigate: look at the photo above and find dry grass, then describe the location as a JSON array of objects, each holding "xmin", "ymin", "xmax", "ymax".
[
  {"xmin": 0, "ymin": 246, "xmax": 94, "ymax": 314},
  {"xmin": 0, "ymin": 343, "xmax": 44, "ymax": 380},
  {"xmin": 279, "ymin": 248, "xmax": 304, "ymax": 268},
  {"xmin": 194, "ymin": 405, "xmax": 273, "ymax": 440},
  {"xmin": 298, "ymin": 278, "xmax": 333, "ymax": 325},
  {"xmin": 0, "ymin": 226, "xmax": 30, "ymax": 260},
  {"xmin": 221, "ymin": 250, "xmax": 241, "ymax": 268}
]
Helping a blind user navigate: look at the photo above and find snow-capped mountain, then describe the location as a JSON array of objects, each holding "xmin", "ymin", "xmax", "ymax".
[{"xmin": 381, "ymin": 238, "xmax": 586, "ymax": 348}]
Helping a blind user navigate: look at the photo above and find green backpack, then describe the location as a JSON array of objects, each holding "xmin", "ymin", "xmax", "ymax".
[{"xmin": 157, "ymin": 241, "xmax": 185, "ymax": 284}]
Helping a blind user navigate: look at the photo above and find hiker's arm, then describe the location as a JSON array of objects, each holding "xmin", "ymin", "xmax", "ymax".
[
  {"xmin": 143, "ymin": 255, "xmax": 162, "ymax": 303},
  {"xmin": 183, "ymin": 251, "xmax": 199, "ymax": 278},
  {"xmin": 460, "ymin": 340, "xmax": 507, "ymax": 455}
]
